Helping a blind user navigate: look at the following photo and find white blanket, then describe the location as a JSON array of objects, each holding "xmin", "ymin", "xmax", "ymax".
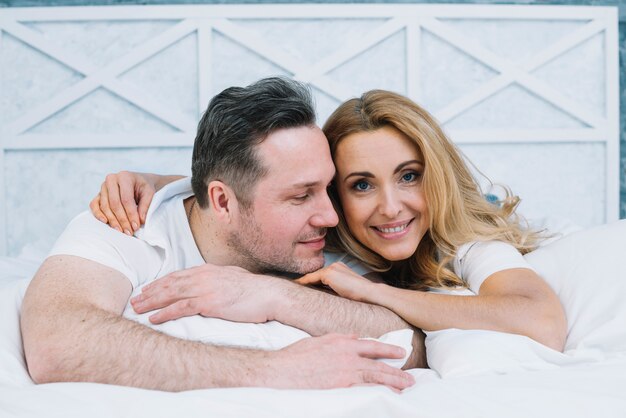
[{"xmin": 2, "ymin": 221, "xmax": 626, "ymax": 417}]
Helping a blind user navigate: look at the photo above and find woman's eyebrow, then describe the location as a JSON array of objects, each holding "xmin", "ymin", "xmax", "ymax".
[
  {"xmin": 394, "ymin": 160, "xmax": 423, "ymax": 174},
  {"xmin": 342, "ymin": 160, "xmax": 423, "ymax": 182},
  {"xmin": 343, "ymin": 171, "xmax": 374, "ymax": 182}
]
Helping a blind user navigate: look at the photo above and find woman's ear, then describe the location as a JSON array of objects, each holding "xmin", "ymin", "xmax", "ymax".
[{"xmin": 207, "ymin": 180, "xmax": 238, "ymax": 223}]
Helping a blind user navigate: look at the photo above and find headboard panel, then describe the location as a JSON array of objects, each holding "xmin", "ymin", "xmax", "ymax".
[{"xmin": 0, "ymin": 4, "xmax": 619, "ymax": 255}]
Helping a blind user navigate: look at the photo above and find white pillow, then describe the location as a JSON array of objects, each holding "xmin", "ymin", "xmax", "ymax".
[
  {"xmin": 425, "ymin": 328, "xmax": 591, "ymax": 378},
  {"xmin": 525, "ymin": 219, "xmax": 626, "ymax": 356},
  {"xmin": 426, "ymin": 220, "xmax": 626, "ymax": 377},
  {"xmin": 124, "ymin": 306, "xmax": 312, "ymax": 350},
  {"xmin": 0, "ymin": 278, "xmax": 34, "ymax": 387}
]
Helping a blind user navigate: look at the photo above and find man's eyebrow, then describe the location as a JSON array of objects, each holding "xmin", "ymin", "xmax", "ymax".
[{"xmin": 287, "ymin": 181, "xmax": 324, "ymax": 190}]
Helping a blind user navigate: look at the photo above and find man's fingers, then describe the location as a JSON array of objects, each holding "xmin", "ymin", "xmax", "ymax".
[
  {"xmin": 355, "ymin": 339, "xmax": 406, "ymax": 360},
  {"xmin": 358, "ymin": 364, "xmax": 415, "ymax": 391},
  {"xmin": 138, "ymin": 271, "xmax": 188, "ymax": 297},
  {"xmin": 132, "ymin": 288, "xmax": 178, "ymax": 313},
  {"xmin": 131, "ymin": 282, "xmax": 177, "ymax": 313},
  {"xmin": 148, "ymin": 298, "xmax": 201, "ymax": 324},
  {"xmin": 132, "ymin": 274, "xmax": 200, "ymax": 313}
]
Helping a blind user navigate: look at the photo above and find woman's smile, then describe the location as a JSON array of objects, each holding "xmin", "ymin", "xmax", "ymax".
[
  {"xmin": 334, "ymin": 126, "xmax": 430, "ymax": 261},
  {"xmin": 371, "ymin": 218, "xmax": 414, "ymax": 238}
]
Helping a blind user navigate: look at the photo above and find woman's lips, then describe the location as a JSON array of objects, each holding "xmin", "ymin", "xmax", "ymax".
[{"xmin": 371, "ymin": 219, "xmax": 414, "ymax": 239}]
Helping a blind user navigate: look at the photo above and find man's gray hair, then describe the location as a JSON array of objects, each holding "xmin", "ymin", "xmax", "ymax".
[{"xmin": 191, "ymin": 77, "xmax": 317, "ymax": 208}]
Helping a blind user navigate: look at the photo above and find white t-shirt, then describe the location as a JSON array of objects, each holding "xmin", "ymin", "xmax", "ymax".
[
  {"xmin": 50, "ymin": 178, "xmax": 201, "ymax": 289},
  {"xmin": 48, "ymin": 178, "xmax": 370, "ymax": 350},
  {"xmin": 321, "ymin": 251, "xmax": 373, "ymax": 276},
  {"xmin": 437, "ymin": 240, "xmax": 535, "ymax": 296}
]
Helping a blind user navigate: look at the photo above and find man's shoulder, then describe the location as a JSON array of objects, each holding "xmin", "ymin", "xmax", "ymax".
[
  {"xmin": 52, "ymin": 210, "xmax": 157, "ymax": 256},
  {"xmin": 50, "ymin": 211, "xmax": 163, "ymax": 288},
  {"xmin": 64, "ymin": 210, "xmax": 122, "ymax": 237}
]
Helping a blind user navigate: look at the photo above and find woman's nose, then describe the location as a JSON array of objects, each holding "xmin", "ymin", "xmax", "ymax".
[{"xmin": 378, "ymin": 187, "xmax": 402, "ymax": 218}]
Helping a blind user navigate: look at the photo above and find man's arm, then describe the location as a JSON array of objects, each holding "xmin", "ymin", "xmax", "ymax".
[
  {"xmin": 130, "ymin": 264, "xmax": 427, "ymax": 368},
  {"xmin": 21, "ymin": 256, "xmax": 415, "ymax": 390},
  {"xmin": 239, "ymin": 276, "xmax": 427, "ymax": 369},
  {"xmin": 270, "ymin": 278, "xmax": 426, "ymax": 368}
]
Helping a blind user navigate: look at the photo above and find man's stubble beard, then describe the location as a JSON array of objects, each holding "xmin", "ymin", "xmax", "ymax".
[{"xmin": 227, "ymin": 210, "xmax": 325, "ymax": 275}]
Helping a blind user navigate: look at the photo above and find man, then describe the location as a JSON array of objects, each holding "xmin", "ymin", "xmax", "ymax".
[{"xmin": 21, "ymin": 77, "xmax": 423, "ymax": 392}]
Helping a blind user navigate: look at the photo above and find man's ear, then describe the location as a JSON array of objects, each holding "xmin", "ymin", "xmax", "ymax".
[{"xmin": 207, "ymin": 180, "xmax": 238, "ymax": 223}]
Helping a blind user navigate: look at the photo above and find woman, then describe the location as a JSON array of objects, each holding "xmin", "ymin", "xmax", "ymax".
[{"xmin": 91, "ymin": 90, "xmax": 567, "ymax": 352}]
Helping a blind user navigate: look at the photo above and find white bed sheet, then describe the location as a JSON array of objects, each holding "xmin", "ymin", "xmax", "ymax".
[
  {"xmin": 2, "ymin": 220, "xmax": 626, "ymax": 417},
  {"xmin": 1, "ymin": 361, "xmax": 625, "ymax": 418}
]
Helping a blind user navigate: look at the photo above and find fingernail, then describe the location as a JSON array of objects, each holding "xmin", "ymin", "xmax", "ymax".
[
  {"xmin": 124, "ymin": 229, "xmax": 132, "ymax": 236},
  {"xmin": 98, "ymin": 216, "xmax": 107, "ymax": 223},
  {"xmin": 115, "ymin": 227, "xmax": 122, "ymax": 233},
  {"xmin": 132, "ymin": 222, "xmax": 139, "ymax": 231}
]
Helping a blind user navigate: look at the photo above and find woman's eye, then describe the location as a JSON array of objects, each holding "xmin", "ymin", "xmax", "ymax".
[
  {"xmin": 294, "ymin": 194, "xmax": 309, "ymax": 201},
  {"xmin": 353, "ymin": 181, "xmax": 371, "ymax": 191},
  {"xmin": 401, "ymin": 172, "xmax": 419, "ymax": 182}
]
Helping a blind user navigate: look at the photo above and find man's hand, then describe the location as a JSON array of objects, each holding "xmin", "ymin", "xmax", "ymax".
[
  {"xmin": 269, "ymin": 334, "xmax": 415, "ymax": 392},
  {"xmin": 131, "ymin": 263, "xmax": 281, "ymax": 324}
]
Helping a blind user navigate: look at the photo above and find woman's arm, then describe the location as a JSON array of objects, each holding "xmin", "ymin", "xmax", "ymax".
[
  {"xmin": 297, "ymin": 263, "xmax": 567, "ymax": 352},
  {"xmin": 89, "ymin": 171, "xmax": 185, "ymax": 234},
  {"xmin": 370, "ymin": 269, "xmax": 567, "ymax": 351}
]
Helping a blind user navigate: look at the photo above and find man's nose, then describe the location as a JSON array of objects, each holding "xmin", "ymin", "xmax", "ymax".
[{"xmin": 310, "ymin": 192, "xmax": 339, "ymax": 228}]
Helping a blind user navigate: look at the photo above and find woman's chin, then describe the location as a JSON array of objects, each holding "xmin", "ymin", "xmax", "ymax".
[{"xmin": 376, "ymin": 248, "xmax": 416, "ymax": 262}]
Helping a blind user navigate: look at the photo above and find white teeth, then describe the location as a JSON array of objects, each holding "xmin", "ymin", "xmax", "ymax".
[{"xmin": 376, "ymin": 223, "xmax": 408, "ymax": 233}]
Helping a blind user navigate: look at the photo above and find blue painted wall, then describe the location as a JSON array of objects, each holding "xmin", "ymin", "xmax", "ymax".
[{"xmin": 2, "ymin": 0, "xmax": 625, "ymax": 219}]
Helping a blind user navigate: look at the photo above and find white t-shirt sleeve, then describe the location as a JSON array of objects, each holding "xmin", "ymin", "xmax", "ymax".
[
  {"xmin": 323, "ymin": 252, "xmax": 373, "ymax": 276},
  {"xmin": 49, "ymin": 211, "xmax": 162, "ymax": 288},
  {"xmin": 453, "ymin": 241, "xmax": 534, "ymax": 293}
]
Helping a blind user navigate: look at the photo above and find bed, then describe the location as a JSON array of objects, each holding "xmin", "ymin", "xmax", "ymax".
[{"xmin": 1, "ymin": 4, "xmax": 624, "ymax": 417}]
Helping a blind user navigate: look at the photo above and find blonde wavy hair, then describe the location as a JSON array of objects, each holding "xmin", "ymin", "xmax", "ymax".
[{"xmin": 323, "ymin": 90, "xmax": 542, "ymax": 290}]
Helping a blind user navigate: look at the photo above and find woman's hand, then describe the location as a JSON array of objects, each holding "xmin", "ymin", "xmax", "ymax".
[
  {"xmin": 89, "ymin": 171, "xmax": 159, "ymax": 235},
  {"xmin": 296, "ymin": 262, "xmax": 378, "ymax": 303}
]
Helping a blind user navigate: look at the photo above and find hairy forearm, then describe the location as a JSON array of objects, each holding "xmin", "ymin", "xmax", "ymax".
[
  {"xmin": 273, "ymin": 281, "xmax": 411, "ymax": 337},
  {"xmin": 272, "ymin": 283, "xmax": 427, "ymax": 368},
  {"xmin": 20, "ymin": 256, "xmax": 272, "ymax": 391},
  {"xmin": 22, "ymin": 302, "xmax": 272, "ymax": 390}
]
